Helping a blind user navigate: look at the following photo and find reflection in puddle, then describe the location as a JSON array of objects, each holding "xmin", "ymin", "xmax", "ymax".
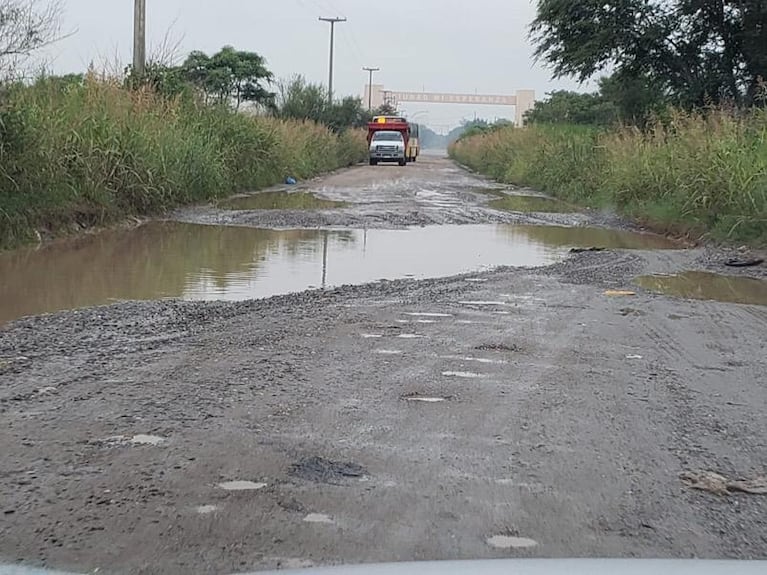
[
  {"xmin": 636, "ymin": 271, "xmax": 767, "ymax": 306},
  {"xmin": 489, "ymin": 195, "xmax": 576, "ymax": 213},
  {"xmin": 507, "ymin": 224, "xmax": 679, "ymax": 250},
  {"xmin": 219, "ymin": 190, "xmax": 345, "ymax": 210},
  {"xmin": 1, "ymin": 222, "xmax": 680, "ymax": 323}
]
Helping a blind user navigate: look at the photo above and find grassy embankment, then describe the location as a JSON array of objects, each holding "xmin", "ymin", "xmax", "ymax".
[
  {"xmin": 0, "ymin": 77, "xmax": 367, "ymax": 248},
  {"xmin": 450, "ymin": 111, "xmax": 767, "ymax": 244}
]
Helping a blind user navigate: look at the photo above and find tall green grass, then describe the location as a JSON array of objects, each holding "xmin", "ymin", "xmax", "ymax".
[
  {"xmin": 450, "ymin": 111, "xmax": 767, "ymax": 244},
  {"xmin": 0, "ymin": 77, "xmax": 367, "ymax": 248}
]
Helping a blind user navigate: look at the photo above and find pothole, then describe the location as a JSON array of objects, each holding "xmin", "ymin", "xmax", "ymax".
[
  {"xmin": 94, "ymin": 434, "xmax": 166, "ymax": 448},
  {"xmin": 219, "ymin": 191, "xmax": 345, "ymax": 211},
  {"xmin": 195, "ymin": 505, "xmax": 220, "ymax": 514},
  {"xmin": 618, "ymin": 307, "xmax": 646, "ymax": 317},
  {"xmin": 442, "ymin": 371, "xmax": 486, "ymax": 379},
  {"xmin": 217, "ymin": 481, "xmax": 268, "ymax": 491},
  {"xmin": 404, "ymin": 312, "xmax": 453, "ymax": 318},
  {"xmin": 303, "ymin": 513, "xmax": 335, "ymax": 524},
  {"xmin": 289, "ymin": 456, "xmax": 367, "ymax": 485},
  {"xmin": 486, "ymin": 534, "xmax": 538, "ymax": 549},
  {"xmin": 475, "ymin": 343, "xmax": 521, "ymax": 353},
  {"xmin": 130, "ymin": 434, "xmax": 166, "ymax": 446},
  {"xmin": 441, "ymin": 355, "xmax": 508, "ymax": 365},
  {"xmin": 635, "ymin": 271, "xmax": 767, "ymax": 306},
  {"xmin": 401, "ymin": 392, "xmax": 453, "ymax": 403}
]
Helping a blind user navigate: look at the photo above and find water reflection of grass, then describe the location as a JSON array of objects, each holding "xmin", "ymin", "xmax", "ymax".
[
  {"xmin": 488, "ymin": 195, "xmax": 576, "ymax": 214},
  {"xmin": 219, "ymin": 191, "xmax": 346, "ymax": 211},
  {"xmin": 0, "ymin": 223, "xmax": 356, "ymax": 323},
  {"xmin": 636, "ymin": 271, "xmax": 767, "ymax": 306},
  {"xmin": 501, "ymin": 224, "xmax": 679, "ymax": 250}
]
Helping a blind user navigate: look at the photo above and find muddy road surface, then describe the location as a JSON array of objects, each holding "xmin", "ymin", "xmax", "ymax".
[
  {"xmin": 1, "ymin": 156, "xmax": 766, "ymax": 574},
  {"xmin": 173, "ymin": 155, "xmax": 603, "ymax": 230}
]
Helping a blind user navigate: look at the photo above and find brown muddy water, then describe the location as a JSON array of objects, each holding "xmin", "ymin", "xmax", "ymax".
[
  {"xmin": 636, "ymin": 271, "xmax": 767, "ymax": 306},
  {"xmin": 0, "ymin": 222, "xmax": 679, "ymax": 324}
]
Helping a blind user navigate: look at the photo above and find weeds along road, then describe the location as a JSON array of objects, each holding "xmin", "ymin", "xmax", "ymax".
[{"xmin": 1, "ymin": 156, "xmax": 766, "ymax": 574}]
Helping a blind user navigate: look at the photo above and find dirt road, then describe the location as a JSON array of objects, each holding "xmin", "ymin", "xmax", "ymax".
[{"xmin": 1, "ymin": 157, "xmax": 766, "ymax": 574}]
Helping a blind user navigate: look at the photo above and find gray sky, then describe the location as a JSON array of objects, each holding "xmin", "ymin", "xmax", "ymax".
[{"xmin": 43, "ymin": 0, "xmax": 590, "ymax": 131}]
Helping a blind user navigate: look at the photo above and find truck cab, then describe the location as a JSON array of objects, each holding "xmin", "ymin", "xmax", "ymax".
[{"xmin": 369, "ymin": 130, "xmax": 406, "ymax": 166}]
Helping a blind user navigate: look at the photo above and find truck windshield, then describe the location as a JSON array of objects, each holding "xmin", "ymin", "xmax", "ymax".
[{"xmin": 372, "ymin": 132, "xmax": 403, "ymax": 141}]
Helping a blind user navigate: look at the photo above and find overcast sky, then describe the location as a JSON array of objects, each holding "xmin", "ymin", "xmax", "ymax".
[{"xmin": 42, "ymin": 0, "xmax": 590, "ymax": 131}]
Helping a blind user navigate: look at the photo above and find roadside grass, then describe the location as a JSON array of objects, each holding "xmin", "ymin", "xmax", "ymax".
[
  {"xmin": 450, "ymin": 111, "xmax": 767, "ymax": 244},
  {"xmin": 0, "ymin": 76, "xmax": 367, "ymax": 248}
]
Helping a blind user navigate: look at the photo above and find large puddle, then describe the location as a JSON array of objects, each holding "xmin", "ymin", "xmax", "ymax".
[
  {"xmin": 636, "ymin": 271, "xmax": 767, "ymax": 306},
  {"xmin": 0, "ymin": 222, "xmax": 679, "ymax": 324}
]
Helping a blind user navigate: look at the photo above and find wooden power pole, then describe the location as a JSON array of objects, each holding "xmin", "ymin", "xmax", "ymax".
[{"xmin": 133, "ymin": 0, "xmax": 147, "ymax": 77}]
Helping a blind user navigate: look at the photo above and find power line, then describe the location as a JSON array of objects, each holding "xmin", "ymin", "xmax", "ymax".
[
  {"xmin": 337, "ymin": 25, "xmax": 364, "ymax": 66},
  {"xmin": 341, "ymin": 23, "xmax": 368, "ymax": 65},
  {"xmin": 318, "ymin": 17, "xmax": 346, "ymax": 103}
]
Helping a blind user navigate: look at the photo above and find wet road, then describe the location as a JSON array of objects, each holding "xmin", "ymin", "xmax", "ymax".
[{"xmin": 1, "ymin": 156, "xmax": 766, "ymax": 574}]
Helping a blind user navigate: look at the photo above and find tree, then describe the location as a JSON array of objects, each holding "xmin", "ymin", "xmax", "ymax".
[
  {"xmin": 524, "ymin": 90, "xmax": 618, "ymax": 125},
  {"xmin": 597, "ymin": 72, "xmax": 666, "ymax": 125},
  {"xmin": 530, "ymin": 0, "xmax": 767, "ymax": 109},
  {"xmin": 276, "ymin": 75, "xmax": 328, "ymax": 121},
  {"xmin": 276, "ymin": 75, "xmax": 369, "ymax": 132},
  {"xmin": 181, "ymin": 46, "xmax": 275, "ymax": 110},
  {"xmin": 372, "ymin": 102, "xmax": 397, "ymax": 116},
  {"xmin": 453, "ymin": 119, "xmax": 512, "ymax": 142},
  {"xmin": 0, "ymin": 0, "xmax": 61, "ymax": 78},
  {"xmin": 323, "ymin": 95, "xmax": 368, "ymax": 131}
]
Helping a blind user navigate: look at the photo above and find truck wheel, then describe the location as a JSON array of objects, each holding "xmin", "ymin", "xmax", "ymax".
[
  {"xmin": 369, "ymin": 159, "xmax": 378, "ymax": 166},
  {"xmin": 412, "ymin": 156, "xmax": 417, "ymax": 163},
  {"xmin": 399, "ymin": 159, "xmax": 407, "ymax": 167}
]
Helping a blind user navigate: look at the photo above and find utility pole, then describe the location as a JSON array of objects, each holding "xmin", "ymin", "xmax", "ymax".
[
  {"xmin": 363, "ymin": 67, "xmax": 380, "ymax": 110},
  {"xmin": 319, "ymin": 17, "xmax": 346, "ymax": 104},
  {"xmin": 133, "ymin": 0, "xmax": 147, "ymax": 77}
]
